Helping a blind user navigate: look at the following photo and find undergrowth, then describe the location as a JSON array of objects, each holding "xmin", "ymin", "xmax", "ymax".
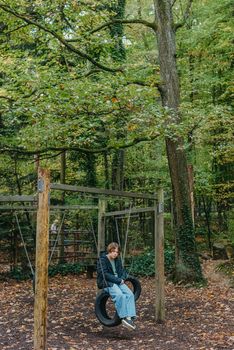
[
  {"xmin": 3, "ymin": 262, "xmax": 85, "ymax": 281},
  {"xmin": 126, "ymin": 245, "xmax": 175, "ymax": 277},
  {"xmin": 215, "ymin": 260, "xmax": 234, "ymax": 286}
]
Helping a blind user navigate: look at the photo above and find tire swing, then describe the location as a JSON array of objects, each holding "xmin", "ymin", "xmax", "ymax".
[
  {"xmin": 95, "ymin": 275, "xmax": 141, "ymax": 327},
  {"xmin": 95, "ymin": 203, "xmax": 141, "ymax": 327}
]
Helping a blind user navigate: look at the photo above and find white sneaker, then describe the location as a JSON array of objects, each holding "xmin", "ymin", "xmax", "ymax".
[{"xmin": 122, "ymin": 318, "xmax": 136, "ymax": 330}]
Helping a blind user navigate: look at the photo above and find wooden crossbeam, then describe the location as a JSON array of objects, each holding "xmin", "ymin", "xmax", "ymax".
[
  {"xmin": 0, "ymin": 195, "xmax": 36, "ymax": 202},
  {"xmin": 0, "ymin": 205, "xmax": 37, "ymax": 210},
  {"xmin": 104, "ymin": 206, "xmax": 155, "ymax": 217},
  {"xmin": 50, "ymin": 205, "xmax": 98, "ymax": 210},
  {"xmin": 50, "ymin": 183, "xmax": 156, "ymax": 200}
]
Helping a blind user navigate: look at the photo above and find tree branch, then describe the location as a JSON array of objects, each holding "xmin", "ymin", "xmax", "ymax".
[
  {"xmin": 0, "ymin": 4, "xmax": 122, "ymax": 73},
  {"xmin": 82, "ymin": 68, "xmax": 102, "ymax": 77},
  {"xmin": 0, "ymin": 88, "xmax": 38, "ymax": 104},
  {"xmin": 126, "ymin": 80, "xmax": 164, "ymax": 96},
  {"xmin": 171, "ymin": 0, "xmax": 178, "ymax": 7},
  {"xmin": 0, "ymin": 133, "xmax": 160, "ymax": 157},
  {"xmin": 174, "ymin": 0, "xmax": 193, "ymax": 31},
  {"xmin": 3, "ymin": 23, "xmax": 29, "ymax": 35},
  {"xmin": 0, "ymin": 95, "xmax": 14, "ymax": 102},
  {"xmin": 89, "ymin": 18, "xmax": 157, "ymax": 35}
]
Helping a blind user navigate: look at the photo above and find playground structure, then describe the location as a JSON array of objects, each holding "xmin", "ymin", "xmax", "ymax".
[
  {"xmin": 0, "ymin": 208, "xmax": 98, "ymax": 276},
  {"xmin": 0, "ymin": 168, "xmax": 164, "ymax": 350}
]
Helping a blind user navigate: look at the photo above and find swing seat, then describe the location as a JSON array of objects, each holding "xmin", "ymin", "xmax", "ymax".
[{"xmin": 94, "ymin": 276, "xmax": 141, "ymax": 327}]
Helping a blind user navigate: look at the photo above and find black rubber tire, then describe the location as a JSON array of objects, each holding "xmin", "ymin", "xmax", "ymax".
[
  {"xmin": 95, "ymin": 290, "xmax": 121, "ymax": 327},
  {"xmin": 125, "ymin": 275, "xmax": 141, "ymax": 301},
  {"xmin": 95, "ymin": 276, "xmax": 141, "ymax": 327}
]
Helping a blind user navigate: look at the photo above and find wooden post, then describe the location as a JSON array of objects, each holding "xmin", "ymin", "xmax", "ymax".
[
  {"xmin": 98, "ymin": 198, "xmax": 106, "ymax": 255},
  {"xmin": 155, "ymin": 188, "xmax": 165, "ymax": 322},
  {"xmin": 34, "ymin": 168, "xmax": 50, "ymax": 350}
]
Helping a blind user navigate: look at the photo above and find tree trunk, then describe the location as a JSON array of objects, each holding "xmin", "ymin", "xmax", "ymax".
[
  {"xmin": 85, "ymin": 153, "xmax": 97, "ymax": 187},
  {"xmin": 109, "ymin": 0, "xmax": 126, "ymax": 61},
  {"xmin": 111, "ymin": 149, "xmax": 125, "ymax": 191},
  {"xmin": 154, "ymin": 0, "xmax": 203, "ymax": 282},
  {"xmin": 109, "ymin": 1, "xmax": 126, "ymax": 243},
  {"xmin": 201, "ymin": 195, "xmax": 212, "ymax": 252},
  {"xmin": 103, "ymin": 151, "xmax": 110, "ymax": 189},
  {"xmin": 109, "ymin": 1, "xmax": 126, "ymax": 193}
]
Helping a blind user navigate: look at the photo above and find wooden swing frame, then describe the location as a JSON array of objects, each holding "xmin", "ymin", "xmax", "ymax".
[{"xmin": 0, "ymin": 167, "xmax": 165, "ymax": 350}]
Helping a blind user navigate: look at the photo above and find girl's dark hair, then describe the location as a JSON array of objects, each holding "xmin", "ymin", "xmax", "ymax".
[{"xmin": 107, "ymin": 242, "xmax": 120, "ymax": 253}]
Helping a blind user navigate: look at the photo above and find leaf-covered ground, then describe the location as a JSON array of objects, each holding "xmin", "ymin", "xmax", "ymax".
[{"xmin": 0, "ymin": 260, "xmax": 233, "ymax": 350}]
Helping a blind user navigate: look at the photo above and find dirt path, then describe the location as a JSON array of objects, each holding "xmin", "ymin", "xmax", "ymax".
[
  {"xmin": 0, "ymin": 260, "xmax": 233, "ymax": 350},
  {"xmin": 202, "ymin": 259, "xmax": 232, "ymax": 288}
]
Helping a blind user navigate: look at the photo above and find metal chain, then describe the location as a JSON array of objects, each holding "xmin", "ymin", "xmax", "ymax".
[{"xmin": 15, "ymin": 213, "xmax": 34, "ymax": 276}]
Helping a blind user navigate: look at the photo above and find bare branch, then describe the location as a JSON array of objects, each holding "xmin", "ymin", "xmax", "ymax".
[
  {"xmin": 174, "ymin": 0, "xmax": 193, "ymax": 31},
  {"xmin": 0, "ymin": 4, "xmax": 122, "ymax": 73},
  {"xmin": 126, "ymin": 80, "xmax": 164, "ymax": 96},
  {"xmin": 22, "ymin": 89, "xmax": 38, "ymax": 99},
  {"xmin": 58, "ymin": 3, "xmax": 75, "ymax": 31},
  {"xmin": 82, "ymin": 68, "xmax": 102, "ymax": 77},
  {"xmin": 171, "ymin": 0, "xmax": 178, "ymax": 7},
  {"xmin": 2, "ymin": 23, "xmax": 29, "ymax": 35},
  {"xmin": 0, "ymin": 88, "xmax": 38, "ymax": 104},
  {"xmin": 32, "ymin": 151, "xmax": 65, "ymax": 162},
  {"xmin": 89, "ymin": 18, "xmax": 157, "ymax": 35},
  {"xmin": 0, "ymin": 95, "xmax": 14, "ymax": 102},
  {"xmin": 126, "ymin": 80, "xmax": 149, "ymax": 86}
]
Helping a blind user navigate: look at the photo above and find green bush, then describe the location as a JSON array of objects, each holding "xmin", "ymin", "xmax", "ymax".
[
  {"xmin": 48, "ymin": 262, "xmax": 84, "ymax": 277},
  {"xmin": 216, "ymin": 260, "xmax": 234, "ymax": 287},
  {"xmin": 8, "ymin": 266, "xmax": 32, "ymax": 281},
  {"xmin": 127, "ymin": 245, "xmax": 175, "ymax": 277},
  {"xmin": 4, "ymin": 262, "xmax": 84, "ymax": 281}
]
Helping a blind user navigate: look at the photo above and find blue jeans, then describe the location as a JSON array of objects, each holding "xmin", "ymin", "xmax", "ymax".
[{"xmin": 104, "ymin": 283, "xmax": 136, "ymax": 319}]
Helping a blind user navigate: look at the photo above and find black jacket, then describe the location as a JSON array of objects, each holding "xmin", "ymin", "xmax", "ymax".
[{"xmin": 97, "ymin": 251, "xmax": 128, "ymax": 289}]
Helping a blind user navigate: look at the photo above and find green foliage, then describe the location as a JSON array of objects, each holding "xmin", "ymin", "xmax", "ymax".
[
  {"xmin": 7, "ymin": 266, "xmax": 32, "ymax": 281},
  {"xmin": 0, "ymin": 1, "xmax": 162, "ymax": 158},
  {"xmin": 5, "ymin": 262, "xmax": 84, "ymax": 281},
  {"xmin": 48, "ymin": 263, "xmax": 84, "ymax": 277},
  {"xmin": 216, "ymin": 260, "xmax": 234, "ymax": 276},
  {"xmin": 176, "ymin": 0, "xmax": 234, "ymax": 238},
  {"xmin": 176, "ymin": 205, "xmax": 203, "ymax": 282},
  {"xmin": 128, "ymin": 250, "xmax": 155, "ymax": 276},
  {"xmin": 127, "ymin": 245, "xmax": 175, "ymax": 277},
  {"xmin": 0, "ymin": 0, "xmax": 233, "ymax": 281},
  {"xmin": 216, "ymin": 260, "xmax": 234, "ymax": 287}
]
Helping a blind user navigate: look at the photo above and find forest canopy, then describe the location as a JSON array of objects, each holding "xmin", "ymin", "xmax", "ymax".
[{"xmin": 0, "ymin": 0, "xmax": 233, "ymax": 282}]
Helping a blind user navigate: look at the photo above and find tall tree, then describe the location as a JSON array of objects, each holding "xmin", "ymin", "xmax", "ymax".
[
  {"xmin": 0, "ymin": 0, "xmax": 211, "ymax": 282},
  {"xmin": 108, "ymin": 0, "xmax": 126, "ymax": 191},
  {"xmin": 153, "ymin": 0, "xmax": 203, "ymax": 281},
  {"xmin": 177, "ymin": 0, "xmax": 233, "ymax": 238}
]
